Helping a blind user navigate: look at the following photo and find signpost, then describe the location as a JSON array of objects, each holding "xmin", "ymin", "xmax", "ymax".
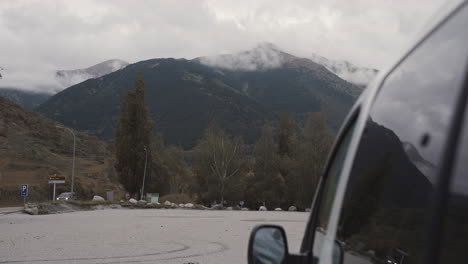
[
  {"xmin": 49, "ymin": 174, "xmax": 66, "ymax": 201},
  {"xmin": 21, "ymin": 184, "xmax": 28, "ymax": 206}
]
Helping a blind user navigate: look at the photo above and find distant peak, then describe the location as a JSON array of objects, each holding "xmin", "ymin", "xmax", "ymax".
[
  {"xmin": 254, "ymin": 42, "xmax": 281, "ymax": 52},
  {"xmin": 307, "ymin": 53, "xmax": 378, "ymax": 86},
  {"xmin": 198, "ymin": 42, "xmax": 287, "ymax": 71},
  {"xmin": 56, "ymin": 59, "xmax": 129, "ymax": 88}
]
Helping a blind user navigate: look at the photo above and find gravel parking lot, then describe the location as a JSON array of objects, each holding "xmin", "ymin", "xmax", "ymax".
[{"xmin": 0, "ymin": 208, "xmax": 309, "ymax": 264}]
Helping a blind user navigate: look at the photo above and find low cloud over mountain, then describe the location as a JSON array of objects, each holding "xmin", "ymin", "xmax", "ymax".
[
  {"xmin": 199, "ymin": 43, "xmax": 377, "ymax": 87},
  {"xmin": 56, "ymin": 59, "xmax": 129, "ymax": 88}
]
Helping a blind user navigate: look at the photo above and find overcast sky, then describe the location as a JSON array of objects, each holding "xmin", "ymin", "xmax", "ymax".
[{"xmin": 0, "ymin": 0, "xmax": 448, "ymax": 92}]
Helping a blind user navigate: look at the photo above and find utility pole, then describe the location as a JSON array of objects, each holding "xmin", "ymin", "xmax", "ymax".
[
  {"xmin": 56, "ymin": 125, "xmax": 76, "ymax": 198},
  {"xmin": 141, "ymin": 146, "xmax": 148, "ymax": 200}
]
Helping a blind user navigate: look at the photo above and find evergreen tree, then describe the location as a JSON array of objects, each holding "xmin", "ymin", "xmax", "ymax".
[
  {"xmin": 114, "ymin": 73, "xmax": 153, "ymax": 197},
  {"xmin": 296, "ymin": 112, "xmax": 335, "ymax": 208},
  {"xmin": 277, "ymin": 113, "xmax": 297, "ymax": 156},
  {"xmin": 276, "ymin": 113, "xmax": 300, "ymax": 206},
  {"xmin": 246, "ymin": 124, "xmax": 286, "ymax": 209},
  {"xmin": 146, "ymin": 133, "xmax": 170, "ymax": 195}
]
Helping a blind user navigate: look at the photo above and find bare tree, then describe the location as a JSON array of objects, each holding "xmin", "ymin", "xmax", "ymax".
[{"xmin": 193, "ymin": 123, "xmax": 246, "ymax": 205}]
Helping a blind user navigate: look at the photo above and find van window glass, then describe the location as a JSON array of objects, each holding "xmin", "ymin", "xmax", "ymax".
[
  {"xmin": 312, "ymin": 119, "xmax": 357, "ymax": 256},
  {"xmin": 336, "ymin": 5, "xmax": 468, "ymax": 264}
]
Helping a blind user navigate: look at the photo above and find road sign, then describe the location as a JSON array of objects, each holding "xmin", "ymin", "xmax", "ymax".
[
  {"xmin": 21, "ymin": 184, "xmax": 28, "ymax": 197},
  {"xmin": 49, "ymin": 174, "xmax": 65, "ymax": 184},
  {"xmin": 48, "ymin": 180, "xmax": 65, "ymax": 184}
]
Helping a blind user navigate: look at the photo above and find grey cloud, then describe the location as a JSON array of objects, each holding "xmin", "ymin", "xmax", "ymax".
[{"xmin": 0, "ymin": 0, "xmax": 445, "ymax": 93}]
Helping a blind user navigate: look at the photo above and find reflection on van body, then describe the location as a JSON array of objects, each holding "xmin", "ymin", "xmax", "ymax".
[{"xmin": 335, "ymin": 4, "xmax": 468, "ymax": 264}]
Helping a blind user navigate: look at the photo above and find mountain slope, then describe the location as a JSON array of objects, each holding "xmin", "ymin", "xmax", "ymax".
[
  {"xmin": 308, "ymin": 53, "xmax": 378, "ymax": 87},
  {"xmin": 56, "ymin": 59, "xmax": 129, "ymax": 88},
  {"xmin": 0, "ymin": 88, "xmax": 51, "ymax": 109},
  {"xmin": 198, "ymin": 43, "xmax": 361, "ymax": 128},
  {"xmin": 39, "ymin": 58, "xmax": 271, "ymax": 148},
  {"xmin": 38, "ymin": 45, "xmax": 362, "ymax": 148},
  {"xmin": 0, "ymin": 97, "xmax": 123, "ymax": 201}
]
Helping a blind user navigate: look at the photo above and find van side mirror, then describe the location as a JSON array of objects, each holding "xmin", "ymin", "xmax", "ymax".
[{"xmin": 248, "ymin": 225, "xmax": 289, "ymax": 264}]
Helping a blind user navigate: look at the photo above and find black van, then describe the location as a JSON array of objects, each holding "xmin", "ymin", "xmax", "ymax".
[{"xmin": 247, "ymin": 1, "xmax": 468, "ymax": 264}]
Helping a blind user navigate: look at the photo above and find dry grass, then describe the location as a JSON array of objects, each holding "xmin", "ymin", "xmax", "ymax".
[{"xmin": 0, "ymin": 97, "xmax": 124, "ymax": 203}]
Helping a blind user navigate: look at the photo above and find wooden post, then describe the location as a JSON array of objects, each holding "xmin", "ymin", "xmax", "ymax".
[{"xmin": 53, "ymin": 183, "xmax": 56, "ymax": 201}]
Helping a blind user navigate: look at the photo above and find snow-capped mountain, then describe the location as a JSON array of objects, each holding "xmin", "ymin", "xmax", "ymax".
[
  {"xmin": 56, "ymin": 59, "xmax": 129, "ymax": 88},
  {"xmin": 308, "ymin": 53, "xmax": 378, "ymax": 87},
  {"xmin": 199, "ymin": 42, "xmax": 377, "ymax": 87},
  {"xmin": 198, "ymin": 43, "xmax": 284, "ymax": 71}
]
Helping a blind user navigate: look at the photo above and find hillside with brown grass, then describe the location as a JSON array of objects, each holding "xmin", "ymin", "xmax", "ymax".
[{"xmin": 0, "ymin": 96, "xmax": 124, "ymax": 203}]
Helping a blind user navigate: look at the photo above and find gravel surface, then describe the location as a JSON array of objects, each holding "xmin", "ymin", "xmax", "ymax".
[
  {"xmin": 0, "ymin": 207, "xmax": 22, "ymax": 215},
  {"xmin": 0, "ymin": 209, "xmax": 309, "ymax": 264}
]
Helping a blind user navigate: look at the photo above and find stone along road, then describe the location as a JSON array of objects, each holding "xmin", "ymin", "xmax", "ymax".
[{"xmin": 0, "ymin": 209, "xmax": 309, "ymax": 264}]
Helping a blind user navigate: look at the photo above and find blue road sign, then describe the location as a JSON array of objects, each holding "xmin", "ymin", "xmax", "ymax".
[{"xmin": 21, "ymin": 184, "xmax": 28, "ymax": 197}]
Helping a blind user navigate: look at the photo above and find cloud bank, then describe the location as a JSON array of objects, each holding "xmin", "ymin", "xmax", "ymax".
[{"xmin": 0, "ymin": 0, "xmax": 446, "ymax": 92}]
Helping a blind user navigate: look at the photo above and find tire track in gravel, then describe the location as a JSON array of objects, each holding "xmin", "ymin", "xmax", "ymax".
[
  {"xmin": 88, "ymin": 241, "xmax": 229, "ymax": 264},
  {"xmin": 0, "ymin": 242, "xmax": 190, "ymax": 263}
]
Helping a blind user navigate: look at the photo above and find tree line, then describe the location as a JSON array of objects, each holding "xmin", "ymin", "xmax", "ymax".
[{"xmin": 115, "ymin": 74, "xmax": 335, "ymax": 209}]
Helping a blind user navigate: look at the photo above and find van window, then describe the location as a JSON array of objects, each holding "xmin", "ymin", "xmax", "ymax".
[
  {"xmin": 335, "ymin": 4, "xmax": 468, "ymax": 264},
  {"xmin": 440, "ymin": 103, "xmax": 468, "ymax": 262},
  {"xmin": 311, "ymin": 118, "xmax": 357, "ymax": 256}
]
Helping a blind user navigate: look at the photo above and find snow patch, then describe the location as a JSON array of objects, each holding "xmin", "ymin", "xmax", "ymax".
[{"xmin": 199, "ymin": 43, "xmax": 283, "ymax": 71}]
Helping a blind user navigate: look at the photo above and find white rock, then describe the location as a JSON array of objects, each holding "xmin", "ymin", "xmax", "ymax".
[
  {"xmin": 274, "ymin": 208, "xmax": 282, "ymax": 211},
  {"xmin": 138, "ymin": 200, "xmax": 147, "ymax": 205},
  {"xmin": 211, "ymin": 204, "xmax": 223, "ymax": 210},
  {"xmin": 94, "ymin": 205, "xmax": 105, "ymax": 210},
  {"xmin": 226, "ymin": 207, "xmax": 233, "ymax": 210},
  {"xmin": 129, "ymin": 198, "xmax": 138, "ymax": 204},
  {"xmin": 185, "ymin": 203, "xmax": 194, "ymax": 208},
  {"xmin": 288, "ymin": 206, "xmax": 297, "ymax": 211},
  {"xmin": 179, "ymin": 203, "xmax": 185, "ymax": 208},
  {"xmin": 25, "ymin": 207, "xmax": 38, "ymax": 215},
  {"xmin": 259, "ymin": 206, "xmax": 267, "ymax": 211},
  {"xmin": 164, "ymin": 201, "xmax": 171, "ymax": 206},
  {"xmin": 92, "ymin": 195, "xmax": 105, "ymax": 201},
  {"xmin": 171, "ymin": 203, "xmax": 177, "ymax": 208},
  {"xmin": 241, "ymin": 208, "xmax": 249, "ymax": 211},
  {"xmin": 305, "ymin": 208, "xmax": 311, "ymax": 212}
]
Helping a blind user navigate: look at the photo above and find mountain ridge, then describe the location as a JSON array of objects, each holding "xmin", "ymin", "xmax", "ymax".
[
  {"xmin": 56, "ymin": 59, "xmax": 129, "ymax": 88},
  {"xmin": 37, "ymin": 45, "xmax": 363, "ymax": 148},
  {"xmin": 0, "ymin": 88, "xmax": 51, "ymax": 109}
]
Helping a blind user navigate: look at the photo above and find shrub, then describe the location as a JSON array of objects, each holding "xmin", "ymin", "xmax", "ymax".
[{"xmin": 159, "ymin": 194, "xmax": 195, "ymax": 204}]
